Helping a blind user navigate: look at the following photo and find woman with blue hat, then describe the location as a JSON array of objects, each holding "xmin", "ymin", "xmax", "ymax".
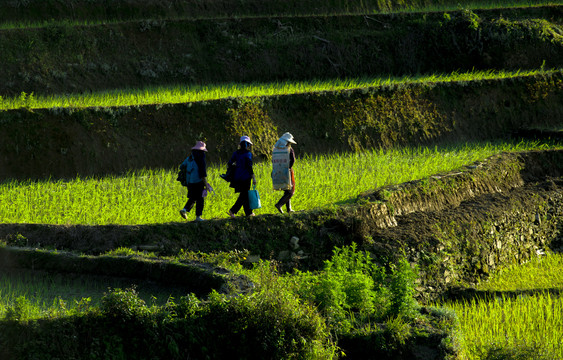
[{"xmin": 227, "ymin": 136, "xmax": 257, "ymax": 218}]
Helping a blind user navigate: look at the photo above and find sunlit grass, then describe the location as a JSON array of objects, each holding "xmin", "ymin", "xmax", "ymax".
[
  {"xmin": 476, "ymin": 253, "xmax": 563, "ymax": 292},
  {"xmin": 436, "ymin": 253, "xmax": 563, "ymax": 359},
  {"xmin": 444, "ymin": 293, "xmax": 563, "ymax": 359},
  {"xmin": 1, "ymin": 69, "xmax": 560, "ymax": 110},
  {"xmin": 0, "ymin": 140, "xmax": 556, "ymax": 225}
]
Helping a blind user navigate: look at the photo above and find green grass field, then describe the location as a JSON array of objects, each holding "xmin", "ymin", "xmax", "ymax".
[
  {"xmin": 438, "ymin": 253, "xmax": 563, "ymax": 359},
  {"xmin": 0, "ymin": 268, "xmax": 185, "ymax": 319},
  {"xmin": 1, "ymin": 69, "xmax": 560, "ymax": 110},
  {"xmin": 0, "ymin": 140, "xmax": 555, "ymax": 225}
]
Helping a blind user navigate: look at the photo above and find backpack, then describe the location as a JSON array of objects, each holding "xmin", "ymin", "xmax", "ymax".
[{"xmin": 176, "ymin": 155, "xmax": 197, "ymax": 187}]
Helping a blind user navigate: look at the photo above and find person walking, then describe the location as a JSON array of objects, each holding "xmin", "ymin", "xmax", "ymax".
[
  {"xmin": 179, "ymin": 141, "xmax": 211, "ymax": 221},
  {"xmin": 271, "ymin": 132, "xmax": 296, "ymax": 214},
  {"xmin": 227, "ymin": 136, "xmax": 257, "ymax": 218}
]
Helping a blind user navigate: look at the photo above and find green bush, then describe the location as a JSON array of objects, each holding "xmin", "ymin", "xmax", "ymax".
[
  {"xmin": 100, "ymin": 287, "xmax": 150, "ymax": 321},
  {"xmin": 2, "ymin": 296, "xmax": 32, "ymax": 321},
  {"xmin": 294, "ymin": 244, "xmax": 419, "ymax": 334},
  {"xmin": 388, "ymin": 258, "xmax": 420, "ymax": 319}
]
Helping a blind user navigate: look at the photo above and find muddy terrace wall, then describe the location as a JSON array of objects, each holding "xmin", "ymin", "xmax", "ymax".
[
  {"xmin": 2, "ymin": 150, "xmax": 561, "ymax": 300},
  {"xmin": 1, "ymin": 71, "xmax": 562, "ymax": 181}
]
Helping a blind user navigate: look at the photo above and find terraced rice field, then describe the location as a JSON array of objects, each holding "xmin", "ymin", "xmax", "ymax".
[
  {"xmin": 1, "ymin": 0, "xmax": 562, "ymax": 358},
  {"xmin": 439, "ymin": 254, "xmax": 563, "ymax": 359},
  {"xmin": 0, "ymin": 140, "xmax": 555, "ymax": 225},
  {"xmin": 1, "ymin": 69, "xmax": 559, "ymax": 110}
]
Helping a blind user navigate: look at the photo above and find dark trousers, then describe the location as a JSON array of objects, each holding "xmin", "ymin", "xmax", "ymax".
[
  {"xmin": 276, "ymin": 171, "xmax": 295, "ymax": 211},
  {"xmin": 184, "ymin": 182, "xmax": 205, "ymax": 216},
  {"xmin": 276, "ymin": 189, "xmax": 294, "ymax": 211},
  {"xmin": 230, "ymin": 179, "xmax": 252, "ymax": 216},
  {"xmin": 230, "ymin": 191, "xmax": 252, "ymax": 216}
]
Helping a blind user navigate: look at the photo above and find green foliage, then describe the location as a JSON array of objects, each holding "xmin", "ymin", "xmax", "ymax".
[
  {"xmin": 2, "ymin": 69, "xmax": 559, "ymax": 111},
  {"xmin": 476, "ymin": 253, "xmax": 563, "ymax": 291},
  {"xmin": 460, "ymin": 9, "xmax": 481, "ymax": 31},
  {"xmin": 442, "ymin": 293, "xmax": 563, "ymax": 359},
  {"xmin": 443, "ymin": 254, "xmax": 563, "ymax": 359},
  {"xmin": 2, "ymin": 296, "xmax": 32, "ymax": 321},
  {"xmin": 100, "ymin": 287, "xmax": 150, "ymax": 321},
  {"xmin": 382, "ymin": 315, "xmax": 412, "ymax": 349},
  {"xmin": 104, "ymin": 247, "xmax": 148, "ymax": 257},
  {"xmin": 388, "ymin": 258, "xmax": 420, "ymax": 319},
  {"xmin": 178, "ymin": 248, "xmax": 249, "ymax": 268},
  {"xmin": 294, "ymin": 244, "xmax": 419, "ymax": 336},
  {"xmin": 0, "ymin": 264, "xmax": 339, "ymax": 359},
  {"xmin": 192, "ymin": 263, "xmax": 338, "ymax": 359},
  {"xmin": 226, "ymin": 97, "xmax": 278, "ymax": 158},
  {"xmin": 334, "ymin": 88, "xmax": 447, "ymax": 150}
]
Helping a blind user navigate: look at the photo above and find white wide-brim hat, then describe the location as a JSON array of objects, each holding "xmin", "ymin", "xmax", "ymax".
[
  {"xmin": 280, "ymin": 132, "xmax": 296, "ymax": 144},
  {"xmin": 240, "ymin": 135, "xmax": 253, "ymax": 145}
]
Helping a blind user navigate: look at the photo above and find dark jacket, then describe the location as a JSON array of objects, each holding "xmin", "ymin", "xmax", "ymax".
[
  {"xmin": 228, "ymin": 149, "xmax": 253, "ymax": 192},
  {"xmin": 192, "ymin": 150, "xmax": 207, "ymax": 180}
]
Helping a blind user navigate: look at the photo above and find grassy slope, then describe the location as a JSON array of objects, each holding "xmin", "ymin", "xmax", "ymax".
[
  {"xmin": 0, "ymin": 68, "xmax": 559, "ymax": 110},
  {"xmin": 0, "ymin": 140, "xmax": 557, "ymax": 225},
  {"xmin": 1, "ymin": 69, "xmax": 561, "ymax": 181}
]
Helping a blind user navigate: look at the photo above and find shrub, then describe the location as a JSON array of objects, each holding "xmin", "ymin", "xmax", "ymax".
[
  {"xmin": 388, "ymin": 258, "xmax": 420, "ymax": 319},
  {"xmin": 294, "ymin": 244, "xmax": 419, "ymax": 335},
  {"xmin": 100, "ymin": 287, "xmax": 150, "ymax": 321},
  {"xmin": 2, "ymin": 296, "xmax": 32, "ymax": 321}
]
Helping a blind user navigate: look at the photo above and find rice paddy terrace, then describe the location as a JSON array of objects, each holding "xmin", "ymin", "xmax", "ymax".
[{"xmin": 0, "ymin": 1, "xmax": 563, "ymax": 359}]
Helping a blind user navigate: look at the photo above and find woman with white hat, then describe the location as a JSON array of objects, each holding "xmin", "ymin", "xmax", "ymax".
[
  {"xmin": 227, "ymin": 136, "xmax": 257, "ymax": 218},
  {"xmin": 271, "ymin": 132, "xmax": 296, "ymax": 214},
  {"xmin": 179, "ymin": 140, "xmax": 211, "ymax": 221}
]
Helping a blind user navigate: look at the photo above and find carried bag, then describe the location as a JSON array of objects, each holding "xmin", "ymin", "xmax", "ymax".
[
  {"xmin": 248, "ymin": 184, "xmax": 261, "ymax": 210},
  {"xmin": 271, "ymin": 147, "xmax": 292, "ymax": 190},
  {"xmin": 220, "ymin": 163, "xmax": 235, "ymax": 182},
  {"xmin": 176, "ymin": 163, "xmax": 188, "ymax": 187},
  {"xmin": 176, "ymin": 155, "xmax": 198, "ymax": 186}
]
